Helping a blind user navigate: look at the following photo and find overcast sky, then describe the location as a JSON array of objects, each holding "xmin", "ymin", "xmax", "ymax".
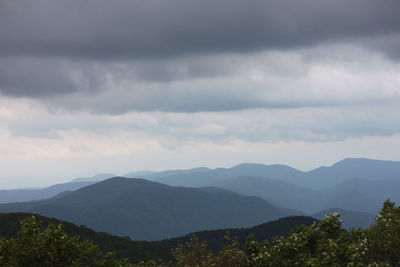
[{"xmin": 1, "ymin": 0, "xmax": 400, "ymax": 188}]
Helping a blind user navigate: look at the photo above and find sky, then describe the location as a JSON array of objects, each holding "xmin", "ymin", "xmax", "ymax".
[{"xmin": 1, "ymin": 0, "xmax": 400, "ymax": 188}]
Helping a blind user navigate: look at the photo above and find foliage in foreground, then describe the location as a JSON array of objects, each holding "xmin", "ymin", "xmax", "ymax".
[
  {"xmin": 1, "ymin": 200, "xmax": 400, "ymax": 266},
  {"xmin": 139, "ymin": 200, "xmax": 400, "ymax": 267},
  {"xmin": 0, "ymin": 216, "xmax": 128, "ymax": 266}
]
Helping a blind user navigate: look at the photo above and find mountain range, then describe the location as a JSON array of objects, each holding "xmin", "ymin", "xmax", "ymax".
[
  {"xmin": 2, "ymin": 158, "xmax": 400, "ymax": 207},
  {"xmin": 146, "ymin": 158, "xmax": 400, "ymax": 214},
  {"xmin": 0, "ymin": 157, "xmax": 397, "ymax": 240},
  {"xmin": 151, "ymin": 158, "xmax": 400, "ymax": 190}
]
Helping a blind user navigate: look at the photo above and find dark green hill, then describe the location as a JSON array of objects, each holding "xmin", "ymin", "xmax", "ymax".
[
  {"xmin": 0, "ymin": 177, "xmax": 296, "ymax": 240},
  {"xmin": 166, "ymin": 215, "xmax": 317, "ymax": 252},
  {"xmin": 0, "ymin": 212, "xmax": 316, "ymax": 263},
  {"xmin": 0, "ymin": 212, "xmax": 173, "ymax": 263}
]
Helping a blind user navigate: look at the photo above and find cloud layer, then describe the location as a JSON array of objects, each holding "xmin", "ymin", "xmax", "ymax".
[
  {"xmin": 1, "ymin": 0, "xmax": 400, "ymax": 59},
  {"xmin": 1, "ymin": 0, "xmax": 400, "ymax": 103}
]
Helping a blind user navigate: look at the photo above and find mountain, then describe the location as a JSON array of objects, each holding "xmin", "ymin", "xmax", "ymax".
[
  {"xmin": 304, "ymin": 158, "xmax": 400, "ymax": 189},
  {"xmin": 0, "ymin": 181, "xmax": 94, "ymax": 204},
  {"xmin": 217, "ymin": 163, "xmax": 305, "ymax": 183},
  {"xmin": 312, "ymin": 208, "xmax": 375, "ymax": 229},
  {"xmin": 0, "ymin": 177, "xmax": 297, "ymax": 240},
  {"xmin": 0, "ymin": 212, "xmax": 317, "ymax": 263},
  {"xmin": 211, "ymin": 176, "xmax": 317, "ymax": 213}
]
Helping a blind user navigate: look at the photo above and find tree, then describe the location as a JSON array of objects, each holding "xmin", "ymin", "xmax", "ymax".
[
  {"xmin": 0, "ymin": 216, "xmax": 129, "ymax": 267},
  {"xmin": 161, "ymin": 200, "xmax": 400, "ymax": 267}
]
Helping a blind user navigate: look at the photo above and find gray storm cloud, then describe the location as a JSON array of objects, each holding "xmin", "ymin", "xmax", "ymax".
[
  {"xmin": 1, "ymin": 0, "xmax": 400, "ymax": 59},
  {"xmin": 0, "ymin": 0, "xmax": 399, "ymax": 112}
]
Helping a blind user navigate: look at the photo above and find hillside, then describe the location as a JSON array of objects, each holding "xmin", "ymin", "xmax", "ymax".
[
  {"xmin": 0, "ymin": 213, "xmax": 317, "ymax": 263},
  {"xmin": 0, "ymin": 178, "xmax": 297, "ymax": 240}
]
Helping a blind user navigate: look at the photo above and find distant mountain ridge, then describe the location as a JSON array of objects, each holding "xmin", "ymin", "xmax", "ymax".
[
  {"xmin": 211, "ymin": 176, "xmax": 318, "ymax": 212},
  {"xmin": 304, "ymin": 158, "xmax": 400, "ymax": 189},
  {"xmin": 2, "ymin": 158, "xmax": 399, "ymax": 204},
  {"xmin": 0, "ymin": 177, "xmax": 297, "ymax": 240},
  {"xmin": 153, "ymin": 158, "xmax": 400, "ymax": 190},
  {"xmin": 153, "ymin": 163, "xmax": 306, "ymax": 187},
  {"xmin": 147, "ymin": 158, "xmax": 400, "ymax": 214},
  {"xmin": 0, "ymin": 181, "xmax": 94, "ymax": 204},
  {"xmin": 209, "ymin": 176, "xmax": 400, "ymax": 214}
]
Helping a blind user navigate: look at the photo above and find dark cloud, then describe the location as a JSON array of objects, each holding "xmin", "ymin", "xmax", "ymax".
[
  {"xmin": 0, "ymin": 0, "xmax": 400, "ymax": 109},
  {"xmin": 0, "ymin": 58, "xmax": 79, "ymax": 96},
  {"xmin": 1, "ymin": 0, "xmax": 399, "ymax": 60},
  {"xmin": 0, "ymin": 57, "xmax": 108, "ymax": 97}
]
